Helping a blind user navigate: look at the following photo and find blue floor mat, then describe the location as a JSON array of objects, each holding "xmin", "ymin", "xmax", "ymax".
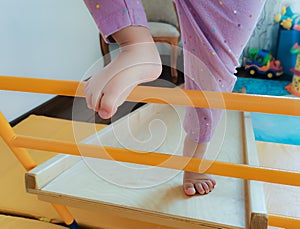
[
  {"xmin": 233, "ymin": 77, "xmax": 290, "ymax": 96},
  {"xmin": 233, "ymin": 77, "xmax": 300, "ymax": 145},
  {"xmin": 251, "ymin": 113, "xmax": 300, "ymax": 146}
]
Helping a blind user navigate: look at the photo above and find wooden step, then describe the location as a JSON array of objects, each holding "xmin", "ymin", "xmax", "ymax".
[{"xmin": 26, "ymin": 104, "xmax": 267, "ymax": 229}]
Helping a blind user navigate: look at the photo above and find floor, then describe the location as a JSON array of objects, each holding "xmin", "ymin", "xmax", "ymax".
[
  {"xmin": 252, "ymin": 112, "xmax": 300, "ymax": 145},
  {"xmin": 233, "ymin": 77, "xmax": 291, "ymax": 95},
  {"xmin": 233, "ymin": 70, "xmax": 300, "ymax": 146}
]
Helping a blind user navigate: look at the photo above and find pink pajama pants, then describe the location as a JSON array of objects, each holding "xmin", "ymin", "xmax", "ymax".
[{"xmin": 84, "ymin": 0, "xmax": 265, "ymax": 143}]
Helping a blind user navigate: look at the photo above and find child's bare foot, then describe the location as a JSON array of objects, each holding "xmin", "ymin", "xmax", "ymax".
[
  {"xmin": 183, "ymin": 136, "xmax": 216, "ymax": 196},
  {"xmin": 85, "ymin": 26, "xmax": 162, "ymax": 119},
  {"xmin": 183, "ymin": 172, "xmax": 216, "ymax": 196}
]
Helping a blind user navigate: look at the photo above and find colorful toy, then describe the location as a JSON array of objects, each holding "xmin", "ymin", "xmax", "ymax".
[
  {"xmin": 286, "ymin": 43, "xmax": 300, "ymax": 96},
  {"xmin": 245, "ymin": 49, "xmax": 283, "ymax": 79},
  {"xmin": 274, "ymin": 6, "xmax": 300, "ymax": 30}
]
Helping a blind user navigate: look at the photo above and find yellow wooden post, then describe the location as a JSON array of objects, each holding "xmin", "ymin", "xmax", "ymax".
[
  {"xmin": 0, "ymin": 112, "xmax": 37, "ymax": 171},
  {"xmin": 0, "ymin": 112, "xmax": 79, "ymax": 228}
]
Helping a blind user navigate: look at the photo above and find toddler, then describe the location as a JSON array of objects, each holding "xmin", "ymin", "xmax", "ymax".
[{"xmin": 83, "ymin": 0, "xmax": 265, "ymax": 196}]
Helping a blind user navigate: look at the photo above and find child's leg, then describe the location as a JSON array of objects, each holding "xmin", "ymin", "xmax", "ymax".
[
  {"xmin": 174, "ymin": 0, "xmax": 265, "ymax": 195},
  {"xmin": 83, "ymin": 0, "xmax": 162, "ymax": 119}
]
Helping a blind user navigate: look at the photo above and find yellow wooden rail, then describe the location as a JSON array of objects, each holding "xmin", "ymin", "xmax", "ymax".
[
  {"xmin": 1, "ymin": 75, "xmax": 300, "ymax": 116},
  {"xmin": 269, "ymin": 214, "xmax": 300, "ymax": 229},
  {"xmin": 9, "ymin": 134, "xmax": 300, "ymax": 187}
]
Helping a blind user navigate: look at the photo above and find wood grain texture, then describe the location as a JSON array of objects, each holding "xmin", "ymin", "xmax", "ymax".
[
  {"xmin": 242, "ymin": 112, "xmax": 268, "ymax": 229},
  {"xmin": 26, "ymin": 154, "xmax": 81, "ymax": 191},
  {"xmin": 27, "ymin": 104, "xmax": 246, "ymax": 229},
  {"xmin": 257, "ymin": 141, "xmax": 300, "ymax": 227}
]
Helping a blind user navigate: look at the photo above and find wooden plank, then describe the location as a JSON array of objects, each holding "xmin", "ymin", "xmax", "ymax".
[
  {"xmin": 242, "ymin": 112, "xmax": 268, "ymax": 229},
  {"xmin": 36, "ymin": 159, "xmax": 243, "ymax": 229},
  {"xmin": 257, "ymin": 142, "xmax": 300, "ymax": 227},
  {"xmin": 26, "ymin": 104, "xmax": 246, "ymax": 229},
  {"xmin": 26, "ymin": 154, "xmax": 81, "ymax": 192}
]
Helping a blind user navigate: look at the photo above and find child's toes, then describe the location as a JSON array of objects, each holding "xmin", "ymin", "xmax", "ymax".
[
  {"xmin": 195, "ymin": 182, "xmax": 207, "ymax": 195},
  {"xmin": 97, "ymin": 93, "xmax": 117, "ymax": 119},
  {"xmin": 183, "ymin": 183, "xmax": 196, "ymax": 196},
  {"xmin": 206, "ymin": 180, "xmax": 215, "ymax": 190}
]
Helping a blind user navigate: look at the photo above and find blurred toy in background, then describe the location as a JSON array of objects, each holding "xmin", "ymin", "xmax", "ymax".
[
  {"xmin": 286, "ymin": 43, "xmax": 300, "ymax": 96},
  {"xmin": 274, "ymin": 6, "xmax": 300, "ymax": 31},
  {"xmin": 245, "ymin": 49, "xmax": 283, "ymax": 79}
]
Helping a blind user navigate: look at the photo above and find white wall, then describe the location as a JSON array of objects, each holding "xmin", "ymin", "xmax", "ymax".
[
  {"xmin": 0, "ymin": 0, "xmax": 101, "ymax": 122},
  {"xmin": 1, "ymin": 0, "xmax": 300, "ymax": 122}
]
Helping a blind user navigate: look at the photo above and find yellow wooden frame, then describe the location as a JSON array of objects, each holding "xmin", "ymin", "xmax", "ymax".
[
  {"xmin": 1, "ymin": 75, "xmax": 300, "ymax": 228},
  {"xmin": 1, "ymin": 75, "xmax": 300, "ymax": 115}
]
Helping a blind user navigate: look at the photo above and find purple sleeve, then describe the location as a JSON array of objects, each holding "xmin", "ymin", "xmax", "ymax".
[{"xmin": 83, "ymin": 0, "xmax": 149, "ymax": 43}]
